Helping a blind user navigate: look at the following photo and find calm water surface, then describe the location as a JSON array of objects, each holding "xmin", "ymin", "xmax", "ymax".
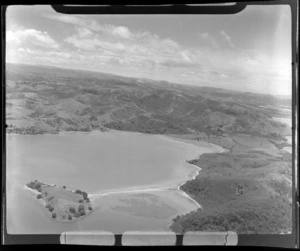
[{"xmin": 6, "ymin": 130, "xmax": 214, "ymax": 234}]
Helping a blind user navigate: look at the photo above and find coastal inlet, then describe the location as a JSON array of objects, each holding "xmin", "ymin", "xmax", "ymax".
[{"xmin": 26, "ymin": 180, "xmax": 93, "ymax": 221}]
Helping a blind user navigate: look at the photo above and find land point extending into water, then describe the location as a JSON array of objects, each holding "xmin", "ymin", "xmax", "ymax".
[{"xmin": 26, "ymin": 180, "xmax": 93, "ymax": 222}]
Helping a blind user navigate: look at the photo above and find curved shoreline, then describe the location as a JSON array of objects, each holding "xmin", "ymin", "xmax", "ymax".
[
  {"xmin": 177, "ymin": 163, "xmax": 203, "ymax": 209},
  {"xmin": 89, "ymin": 136, "xmax": 226, "ymax": 211},
  {"xmin": 19, "ymin": 131, "xmax": 227, "ymax": 229},
  {"xmin": 176, "ymin": 143, "xmax": 227, "ymax": 209}
]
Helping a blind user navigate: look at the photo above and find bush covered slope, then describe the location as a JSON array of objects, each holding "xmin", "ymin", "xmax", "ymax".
[
  {"xmin": 6, "ymin": 63, "xmax": 290, "ymax": 138},
  {"xmin": 170, "ymin": 134, "xmax": 292, "ymax": 234}
]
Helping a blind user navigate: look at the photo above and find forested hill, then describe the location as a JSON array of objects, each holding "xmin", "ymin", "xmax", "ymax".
[{"xmin": 6, "ymin": 63, "xmax": 291, "ymax": 138}]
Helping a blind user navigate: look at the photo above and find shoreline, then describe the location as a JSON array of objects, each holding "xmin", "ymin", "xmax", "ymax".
[
  {"xmin": 24, "ymin": 185, "xmax": 46, "ymax": 208},
  {"xmin": 89, "ymin": 134, "xmax": 226, "ymax": 211},
  {"xmin": 88, "ymin": 162, "xmax": 203, "ymax": 208},
  {"xmin": 17, "ymin": 130, "xmax": 226, "ymax": 226},
  {"xmin": 176, "ymin": 164, "xmax": 202, "ymax": 209}
]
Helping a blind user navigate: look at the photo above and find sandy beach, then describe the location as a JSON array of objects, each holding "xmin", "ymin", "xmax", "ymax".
[{"xmin": 85, "ymin": 134, "xmax": 224, "ymax": 231}]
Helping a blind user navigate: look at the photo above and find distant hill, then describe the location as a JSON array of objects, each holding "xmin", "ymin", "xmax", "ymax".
[
  {"xmin": 5, "ymin": 63, "xmax": 293, "ymax": 234},
  {"xmin": 6, "ymin": 63, "xmax": 291, "ymax": 138}
]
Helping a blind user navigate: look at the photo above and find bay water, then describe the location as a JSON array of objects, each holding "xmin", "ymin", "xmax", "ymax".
[{"xmin": 6, "ymin": 130, "xmax": 216, "ymax": 234}]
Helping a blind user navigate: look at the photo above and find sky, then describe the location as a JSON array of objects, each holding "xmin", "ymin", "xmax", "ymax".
[{"xmin": 6, "ymin": 5, "xmax": 292, "ymax": 96}]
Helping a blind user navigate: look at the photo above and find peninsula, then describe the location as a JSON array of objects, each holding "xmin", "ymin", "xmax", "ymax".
[{"xmin": 26, "ymin": 180, "xmax": 93, "ymax": 221}]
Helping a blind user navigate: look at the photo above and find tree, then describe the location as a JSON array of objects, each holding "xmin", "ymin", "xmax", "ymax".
[
  {"xmin": 68, "ymin": 214, "xmax": 72, "ymax": 220},
  {"xmin": 37, "ymin": 194, "xmax": 42, "ymax": 199},
  {"xmin": 63, "ymin": 186, "xmax": 66, "ymax": 189},
  {"xmin": 75, "ymin": 189, "xmax": 82, "ymax": 194},
  {"xmin": 88, "ymin": 206, "xmax": 92, "ymax": 211},
  {"xmin": 74, "ymin": 212, "xmax": 81, "ymax": 218},
  {"xmin": 82, "ymin": 192, "xmax": 88, "ymax": 200},
  {"xmin": 78, "ymin": 205, "xmax": 85, "ymax": 212},
  {"xmin": 52, "ymin": 213, "xmax": 56, "ymax": 219},
  {"xmin": 69, "ymin": 207, "xmax": 76, "ymax": 214},
  {"xmin": 48, "ymin": 196, "xmax": 54, "ymax": 202}
]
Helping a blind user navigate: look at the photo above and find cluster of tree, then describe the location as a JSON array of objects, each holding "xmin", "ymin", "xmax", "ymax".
[
  {"xmin": 78, "ymin": 197, "xmax": 90, "ymax": 203},
  {"xmin": 75, "ymin": 189, "xmax": 89, "ymax": 201},
  {"xmin": 78, "ymin": 205, "xmax": 86, "ymax": 216},
  {"xmin": 69, "ymin": 207, "xmax": 76, "ymax": 214},
  {"xmin": 7, "ymin": 126, "xmax": 47, "ymax": 135},
  {"xmin": 186, "ymin": 151, "xmax": 276, "ymax": 172},
  {"xmin": 187, "ymin": 159, "xmax": 198, "ymax": 165},
  {"xmin": 171, "ymin": 149, "xmax": 292, "ymax": 234},
  {"xmin": 68, "ymin": 205, "xmax": 87, "ymax": 218},
  {"xmin": 104, "ymin": 116, "xmax": 188, "ymax": 135},
  {"xmin": 45, "ymin": 204, "xmax": 54, "ymax": 212},
  {"xmin": 27, "ymin": 180, "xmax": 43, "ymax": 192},
  {"xmin": 47, "ymin": 196, "xmax": 54, "ymax": 202},
  {"xmin": 171, "ymin": 197, "xmax": 292, "ymax": 234}
]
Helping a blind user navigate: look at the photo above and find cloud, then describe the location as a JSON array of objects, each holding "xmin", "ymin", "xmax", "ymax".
[
  {"xmin": 199, "ymin": 32, "xmax": 219, "ymax": 49},
  {"xmin": 111, "ymin": 26, "xmax": 132, "ymax": 39},
  {"xmin": 60, "ymin": 17, "xmax": 189, "ymax": 70},
  {"xmin": 65, "ymin": 36, "xmax": 127, "ymax": 53},
  {"xmin": 43, "ymin": 14, "xmax": 87, "ymax": 27},
  {"xmin": 180, "ymin": 50, "xmax": 192, "ymax": 63},
  {"xmin": 6, "ymin": 28, "xmax": 59, "ymax": 49},
  {"xmin": 158, "ymin": 58, "xmax": 196, "ymax": 69},
  {"xmin": 45, "ymin": 14, "xmax": 133, "ymax": 40},
  {"xmin": 77, "ymin": 27, "xmax": 93, "ymax": 38},
  {"xmin": 220, "ymin": 31, "xmax": 235, "ymax": 48},
  {"xmin": 7, "ymin": 10, "xmax": 290, "ymax": 95}
]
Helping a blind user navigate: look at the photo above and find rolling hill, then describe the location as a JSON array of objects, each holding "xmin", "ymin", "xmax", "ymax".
[
  {"xmin": 6, "ymin": 63, "xmax": 291, "ymax": 139},
  {"xmin": 5, "ymin": 63, "xmax": 293, "ymax": 234}
]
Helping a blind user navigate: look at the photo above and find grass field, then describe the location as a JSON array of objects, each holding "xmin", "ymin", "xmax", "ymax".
[{"xmin": 26, "ymin": 180, "xmax": 93, "ymax": 221}]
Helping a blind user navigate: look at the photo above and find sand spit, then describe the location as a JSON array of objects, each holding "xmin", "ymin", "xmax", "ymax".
[
  {"xmin": 89, "ymin": 135, "xmax": 225, "ymax": 213},
  {"xmin": 89, "ymin": 161, "xmax": 202, "ymax": 209}
]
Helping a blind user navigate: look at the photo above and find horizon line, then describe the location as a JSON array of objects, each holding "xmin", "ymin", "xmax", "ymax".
[{"xmin": 6, "ymin": 61, "xmax": 292, "ymax": 98}]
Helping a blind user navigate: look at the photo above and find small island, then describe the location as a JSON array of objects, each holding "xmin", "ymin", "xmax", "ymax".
[{"xmin": 26, "ymin": 180, "xmax": 93, "ymax": 221}]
